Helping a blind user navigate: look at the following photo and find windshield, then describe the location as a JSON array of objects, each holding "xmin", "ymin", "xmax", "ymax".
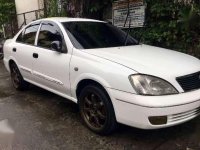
[{"xmin": 62, "ymin": 21, "xmax": 138, "ymax": 49}]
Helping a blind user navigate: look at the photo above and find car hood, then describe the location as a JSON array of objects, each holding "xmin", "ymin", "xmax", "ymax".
[{"xmin": 85, "ymin": 44, "xmax": 200, "ymax": 78}]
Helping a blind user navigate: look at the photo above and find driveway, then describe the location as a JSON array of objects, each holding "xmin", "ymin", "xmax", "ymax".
[{"xmin": 0, "ymin": 60, "xmax": 200, "ymax": 150}]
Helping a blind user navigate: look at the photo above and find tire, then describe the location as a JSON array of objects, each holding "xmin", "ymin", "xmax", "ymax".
[
  {"xmin": 0, "ymin": 53, "xmax": 3, "ymax": 60},
  {"xmin": 79, "ymin": 84, "xmax": 117, "ymax": 135},
  {"xmin": 10, "ymin": 63, "xmax": 29, "ymax": 90}
]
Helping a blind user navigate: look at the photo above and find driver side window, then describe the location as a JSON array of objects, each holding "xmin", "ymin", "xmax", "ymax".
[
  {"xmin": 37, "ymin": 23, "xmax": 66, "ymax": 52},
  {"xmin": 16, "ymin": 23, "xmax": 40, "ymax": 45}
]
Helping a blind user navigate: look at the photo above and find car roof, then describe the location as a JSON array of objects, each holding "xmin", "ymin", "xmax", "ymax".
[{"xmin": 37, "ymin": 17, "xmax": 105, "ymax": 23}]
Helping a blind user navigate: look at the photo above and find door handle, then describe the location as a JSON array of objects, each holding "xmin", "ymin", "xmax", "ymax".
[
  {"xmin": 33, "ymin": 53, "xmax": 38, "ymax": 58},
  {"xmin": 13, "ymin": 48, "xmax": 16, "ymax": 52}
]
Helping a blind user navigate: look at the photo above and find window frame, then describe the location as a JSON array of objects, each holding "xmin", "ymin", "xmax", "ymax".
[
  {"xmin": 16, "ymin": 21, "xmax": 41, "ymax": 46},
  {"xmin": 35, "ymin": 21, "xmax": 67, "ymax": 53}
]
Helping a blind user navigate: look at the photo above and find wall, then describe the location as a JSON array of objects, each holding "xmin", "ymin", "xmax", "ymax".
[{"xmin": 15, "ymin": 0, "xmax": 44, "ymax": 27}]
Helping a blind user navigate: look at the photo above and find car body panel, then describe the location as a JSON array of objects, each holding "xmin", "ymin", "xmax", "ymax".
[
  {"xmin": 84, "ymin": 44, "xmax": 200, "ymax": 78},
  {"xmin": 69, "ymin": 48, "xmax": 137, "ymax": 99},
  {"xmin": 12, "ymin": 43, "xmax": 35, "ymax": 80},
  {"xmin": 31, "ymin": 47, "xmax": 72, "ymax": 96},
  {"xmin": 110, "ymin": 87, "xmax": 200, "ymax": 129},
  {"xmin": 84, "ymin": 44, "xmax": 200, "ymax": 92}
]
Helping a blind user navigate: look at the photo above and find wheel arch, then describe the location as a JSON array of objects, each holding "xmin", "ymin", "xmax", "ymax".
[
  {"xmin": 76, "ymin": 79, "xmax": 110, "ymax": 100},
  {"xmin": 8, "ymin": 58, "xmax": 18, "ymax": 72},
  {"xmin": 75, "ymin": 76, "xmax": 115, "ymax": 108}
]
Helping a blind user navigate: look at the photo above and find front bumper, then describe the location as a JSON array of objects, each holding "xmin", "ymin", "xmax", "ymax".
[{"xmin": 107, "ymin": 88, "xmax": 200, "ymax": 129}]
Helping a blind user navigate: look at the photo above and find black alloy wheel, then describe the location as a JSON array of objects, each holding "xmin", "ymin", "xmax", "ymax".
[
  {"xmin": 79, "ymin": 85, "xmax": 117, "ymax": 135},
  {"xmin": 10, "ymin": 63, "xmax": 29, "ymax": 90}
]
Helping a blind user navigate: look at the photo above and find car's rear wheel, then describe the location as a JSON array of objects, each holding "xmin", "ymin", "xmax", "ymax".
[
  {"xmin": 10, "ymin": 63, "xmax": 29, "ymax": 90},
  {"xmin": 79, "ymin": 85, "xmax": 117, "ymax": 135}
]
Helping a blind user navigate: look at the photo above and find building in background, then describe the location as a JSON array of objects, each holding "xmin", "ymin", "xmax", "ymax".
[
  {"xmin": 15, "ymin": 0, "xmax": 44, "ymax": 27},
  {"xmin": 14, "ymin": 0, "xmax": 113, "ymax": 28}
]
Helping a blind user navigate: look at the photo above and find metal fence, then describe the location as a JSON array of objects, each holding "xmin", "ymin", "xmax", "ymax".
[
  {"xmin": 2, "ymin": 9, "xmax": 44, "ymax": 39},
  {"xmin": 2, "ymin": 14, "xmax": 18, "ymax": 38}
]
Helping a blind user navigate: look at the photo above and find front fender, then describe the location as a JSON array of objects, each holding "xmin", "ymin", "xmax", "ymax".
[
  {"xmin": 71, "ymin": 73, "xmax": 111, "ymax": 99},
  {"xmin": 70, "ymin": 49, "xmax": 138, "ymax": 99}
]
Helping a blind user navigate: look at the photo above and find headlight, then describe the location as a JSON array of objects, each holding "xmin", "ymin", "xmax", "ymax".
[{"xmin": 129, "ymin": 74, "xmax": 178, "ymax": 96}]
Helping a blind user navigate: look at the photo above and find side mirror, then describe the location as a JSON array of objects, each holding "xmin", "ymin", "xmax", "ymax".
[{"xmin": 51, "ymin": 41, "xmax": 62, "ymax": 52}]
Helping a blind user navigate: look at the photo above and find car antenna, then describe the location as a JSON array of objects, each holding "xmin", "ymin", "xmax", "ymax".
[
  {"xmin": 124, "ymin": 0, "xmax": 131, "ymax": 46},
  {"xmin": 137, "ymin": 20, "xmax": 147, "ymax": 44}
]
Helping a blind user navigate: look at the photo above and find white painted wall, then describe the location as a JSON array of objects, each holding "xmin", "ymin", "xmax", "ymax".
[{"xmin": 15, "ymin": 0, "xmax": 44, "ymax": 27}]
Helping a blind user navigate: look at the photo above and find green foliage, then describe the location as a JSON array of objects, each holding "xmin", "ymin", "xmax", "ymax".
[
  {"xmin": 89, "ymin": 0, "xmax": 114, "ymax": 12},
  {"xmin": 0, "ymin": 0, "xmax": 15, "ymax": 25},
  {"xmin": 85, "ymin": 0, "xmax": 200, "ymax": 57},
  {"xmin": 83, "ymin": 0, "xmax": 115, "ymax": 19},
  {"xmin": 45, "ymin": 0, "xmax": 67, "ymax": 17},
  {"xmin": 131, "ymin": 0, "xmax": 200, "ymax": 57}
]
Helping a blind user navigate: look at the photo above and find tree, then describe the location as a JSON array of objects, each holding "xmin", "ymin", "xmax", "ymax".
[
  {"xmin": 131, "ymin": 0, "xmax": 200, "ymax": 57},
  {"xmin": 43, "ymin": 0, "xmax": 67, "ymax": 17},
  {"xmin": 82, "ymin": 0, "xmax": 114, "ymax": 19},
  {"xmin": 0, "ymin": 0, "xmax": 15, "ymax": 26}
]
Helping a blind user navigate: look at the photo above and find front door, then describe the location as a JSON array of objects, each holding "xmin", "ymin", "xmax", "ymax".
[{"xmin": 32, "ymin": 21, "xmax": 71, "ymax": 96}]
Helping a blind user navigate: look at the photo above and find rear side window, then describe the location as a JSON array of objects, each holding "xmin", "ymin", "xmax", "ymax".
[
  {"xmin": 16, "ymin": 23, "xmax": 40, "ymax": 45},
  {"xmin": 37, "ymin": 23, "xmax": 62, "ymax": 50}
]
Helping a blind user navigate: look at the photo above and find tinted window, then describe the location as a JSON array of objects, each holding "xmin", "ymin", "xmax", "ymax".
[
  {"xmin": 38, "ymin": 23, "xmax": 63, "ymax": 50},
  {"xmin": 62, "ymin": 22, "xmax": 138, "ymax": 49},
  {"xmin": 16, "ymin": 24, "xmax": 40, "ymax": 45}
]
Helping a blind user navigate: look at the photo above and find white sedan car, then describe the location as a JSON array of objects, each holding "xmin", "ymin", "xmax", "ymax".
[{"xmin": 3, "ymin": 18, "xmax": 200, "ymax": 135}]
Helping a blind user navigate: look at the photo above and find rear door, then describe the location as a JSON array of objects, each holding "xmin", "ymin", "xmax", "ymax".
[
  {"xmin": 32, "ymin": 21, "xmax": 71, "ymax": 95},
  {"xmin": 14, "ymin": 22, "xmax": 40, "ymax": 80}
]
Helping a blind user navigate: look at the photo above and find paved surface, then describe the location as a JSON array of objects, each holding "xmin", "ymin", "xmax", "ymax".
[{"xmin": 0, "ymin": 60, "xmax": 200, "ymax": 150}]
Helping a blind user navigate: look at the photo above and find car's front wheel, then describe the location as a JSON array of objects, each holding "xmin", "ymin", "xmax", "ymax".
[
  {"xmin": 79, "ymin": 85, "xmax": 117, "ymax": 135},
  {"xmin": 10, "ymin": 62, "xmax": 29, "ymax": 90}
]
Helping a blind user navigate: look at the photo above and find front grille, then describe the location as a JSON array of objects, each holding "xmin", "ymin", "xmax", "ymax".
[
  {"xmin": 168, "ymin": 107, "xmax": 200, "ymax": 123},
  {"xmin": 176, "ymin": 71, "xmax": 200, "ymax": 92}
]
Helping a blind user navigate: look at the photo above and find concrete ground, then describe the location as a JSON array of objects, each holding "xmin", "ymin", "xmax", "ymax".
[{"xmin": 0, "ymin": 60, "xmax": 200, "ymax": 150}]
